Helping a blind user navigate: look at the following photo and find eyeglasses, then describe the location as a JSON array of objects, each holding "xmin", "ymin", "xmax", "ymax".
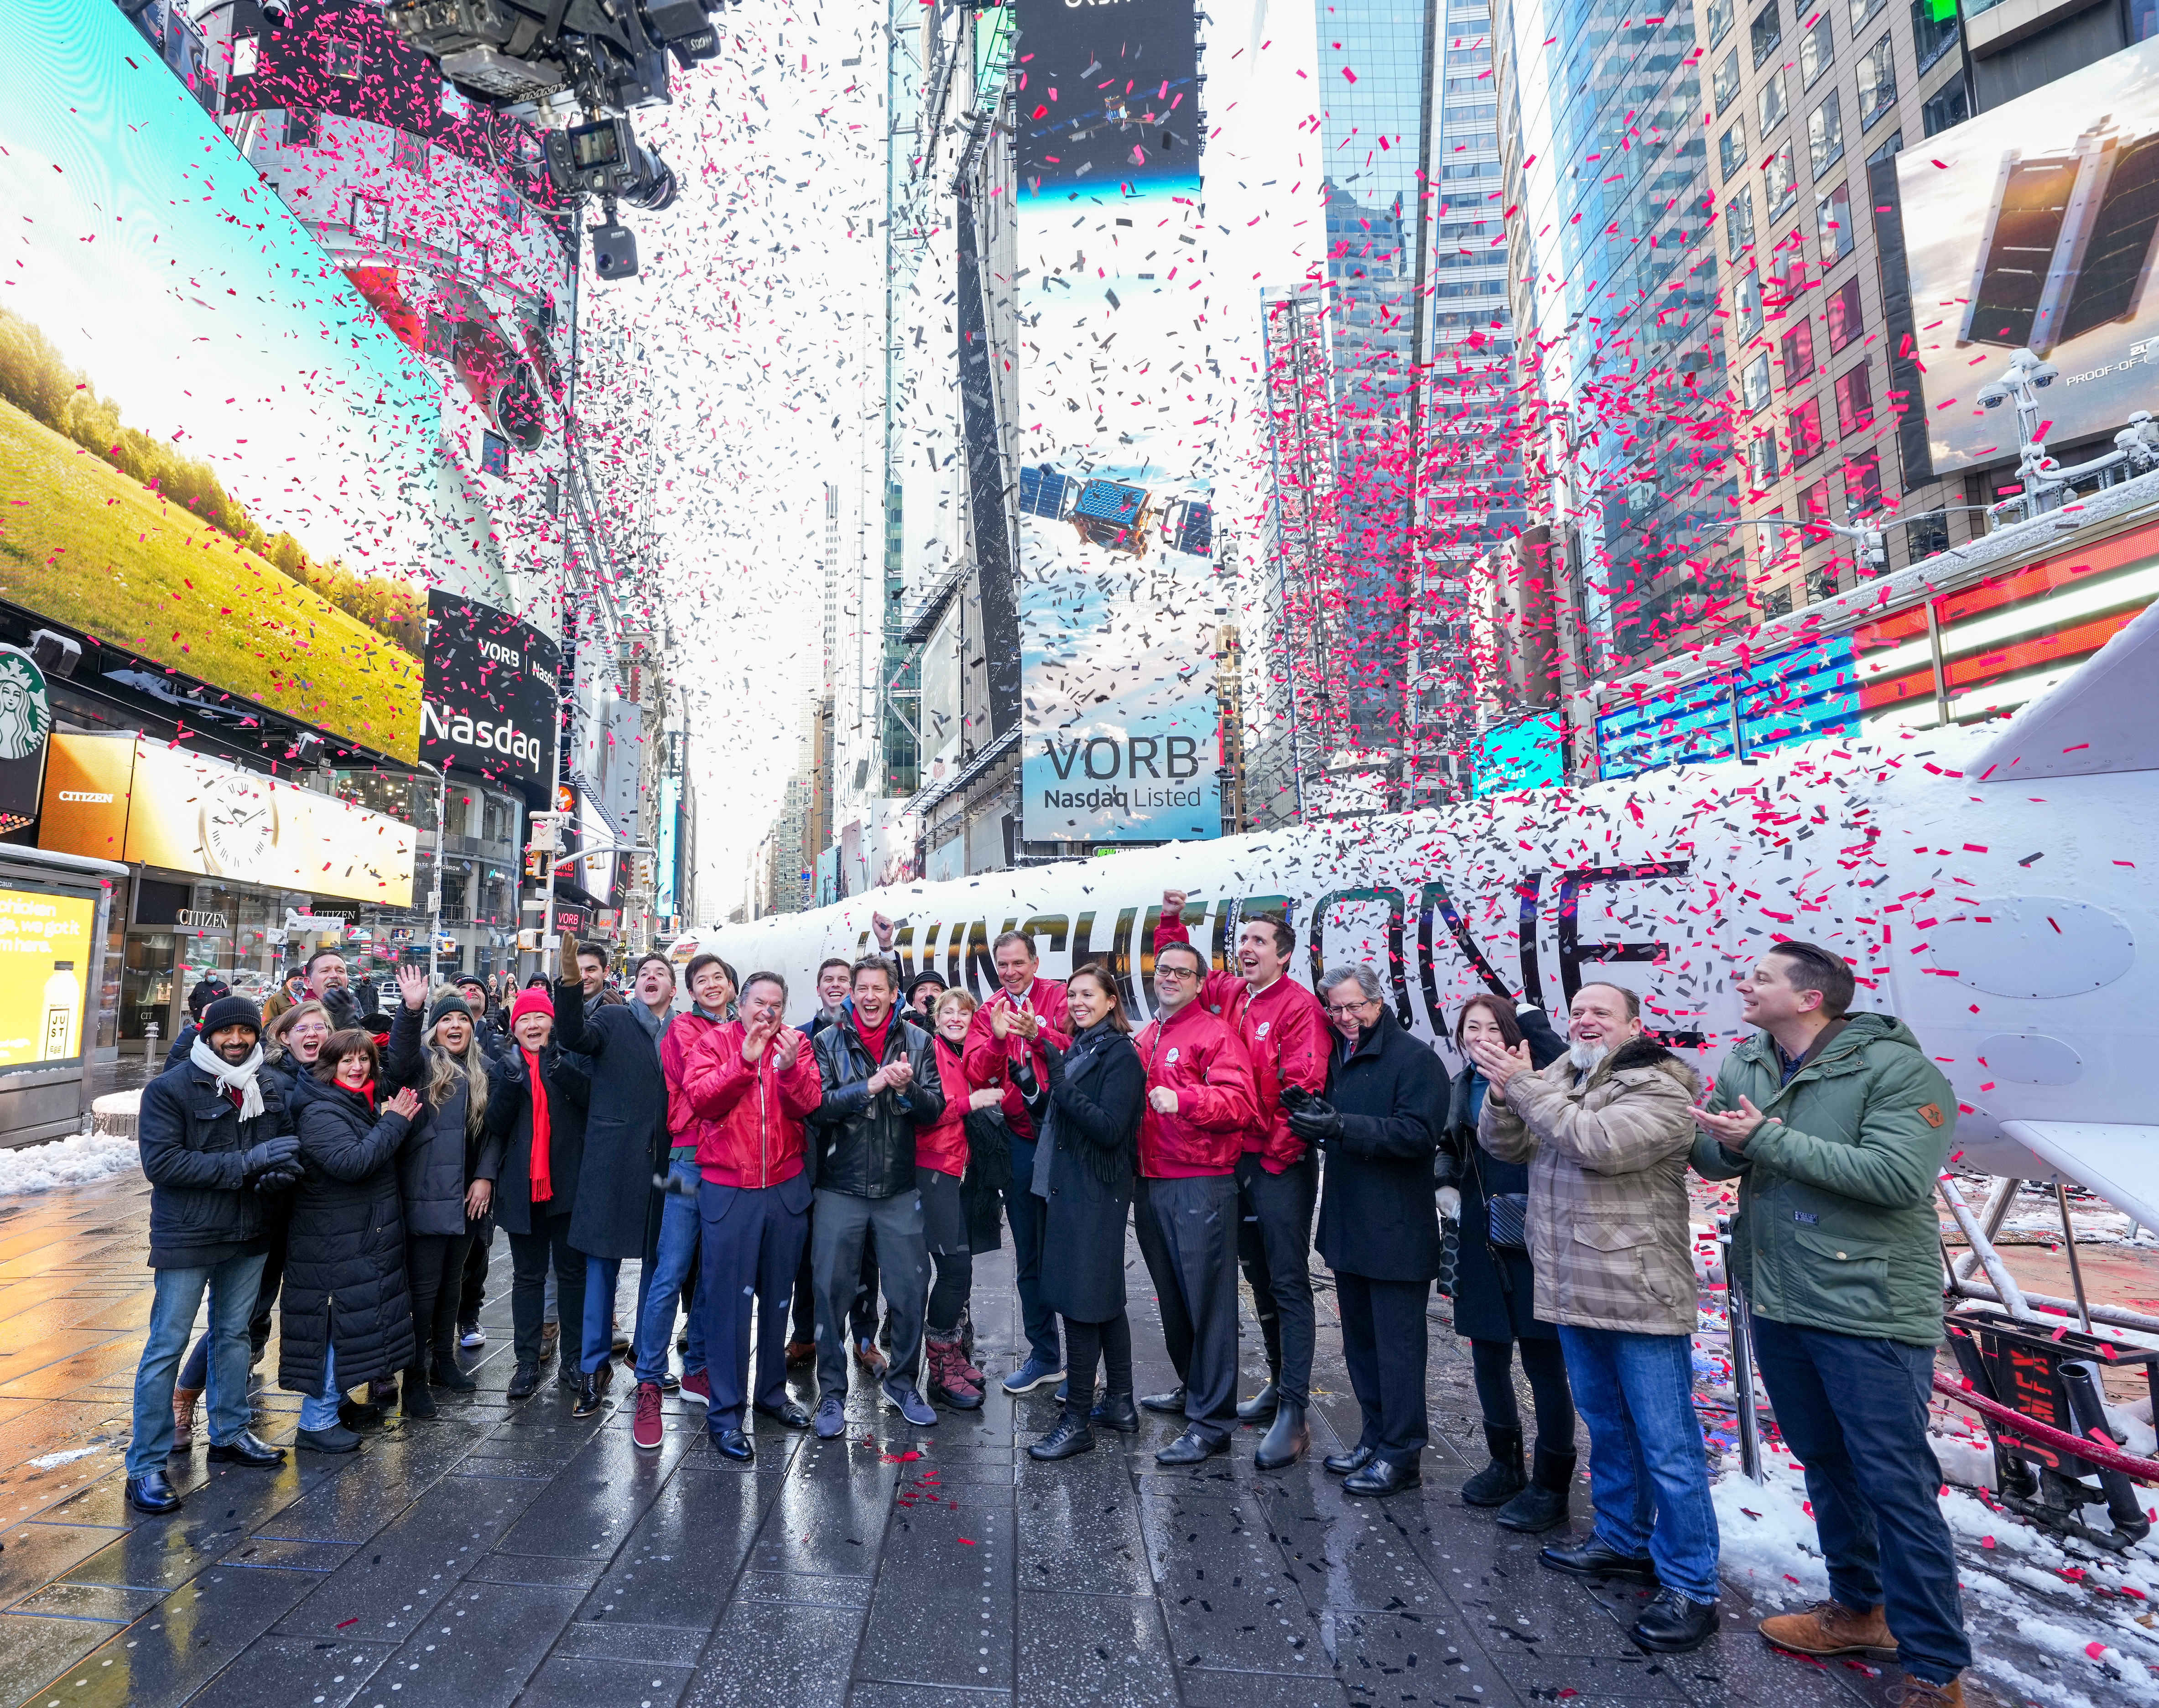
[
  {"xmin": 1325, "ymin": 999, "xmax": 1380, "ymax": 1019},
  {"xmin": 1155, "ymin": 965, "xmax": 1199, "ymax": 981}
]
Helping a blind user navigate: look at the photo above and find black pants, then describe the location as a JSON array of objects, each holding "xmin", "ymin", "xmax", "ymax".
[
  {"xmin": 699, "ymin": 1177, "xmax": 812, "ymax": 1430},
  {"xmin": 1132, "ymin": 1177, "xmax": 1193, "ymax": 1379},
  {"xmin": 1002, "ymin": 1138, "xmax": 1061, "ymax": 1368},
  {"xmin": 1470, "ymin": 1335, "xmax": 1575, "ymax": 1450},
  {"xmin": 1135, "ymin": 1174, "xmax": 1239, "ymax": 1442},
  {"xmin": 1235, "ymin": 1151, "xmax": 1317, "ymax": 1406},
  {"xmin": 1336, "ymin": 1271, "xmax": 1430, "ymax": 1465},
  {"xmin": 406, "ymin": 1231, "xmax": 476, "ymax": 1371},
  {"xmin": 1061, "ymin": 1312, "xmax": 1132, "ymax": 1418},
  {"xmin": 508, "ymin": 1214, "xmax": 585, "ymax": 1366},
  {"xmin": 458, "ymin": 1219, "xmax": 494, "ymax": 1325},
  {"xmin": 928, "ymin": 1249, "xmax": 972, "ymax": 1336}
]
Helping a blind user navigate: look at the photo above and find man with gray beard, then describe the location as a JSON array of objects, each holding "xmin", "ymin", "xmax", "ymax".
[{"xmin": 1474, "ymin": 981, "xmax": 1721, "ymax": 1656}]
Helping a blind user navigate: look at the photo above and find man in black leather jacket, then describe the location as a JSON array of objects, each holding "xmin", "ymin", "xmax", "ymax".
[{"xmin": 807, "ymin": 956, "xmax": 946, "ymax": 1436}]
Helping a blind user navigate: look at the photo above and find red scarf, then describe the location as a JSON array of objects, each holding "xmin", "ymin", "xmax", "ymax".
[
  {"xmin": 854, "ymin": 1010, "xmax": 894, "ymax": 1067},
  {"xmin": 348, "ymin": 1078, "xmax": 376, "ymax": 1110},
  {"xmin": 522, "ymin": 1046, "xmax": 554, "ymax": 1203}
]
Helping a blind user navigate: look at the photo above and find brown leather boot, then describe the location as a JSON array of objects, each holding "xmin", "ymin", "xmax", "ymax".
[
  {"xmin": 171, "ymin": 1386, "xmax": 201, "ymax": 1451},
  {"xmin": 1889, "ymin": 1674, "xmax": 1998, "ymax": 1708},
  {"xmin": 1758, "ymin": 1599, "xmax": 1895, "ymax": 1658}
]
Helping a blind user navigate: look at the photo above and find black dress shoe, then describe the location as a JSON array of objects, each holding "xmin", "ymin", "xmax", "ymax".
[
  {"xmin": 571, "ymin": 1373, "xmax": 604, "ymax": 1419},
  {"xmin": 1629, "ymin": 1588, "xmax": 1720, "ymax": 1652},
  {"xmin": 1089, "ymin": 1391, "xmax": 1140, "ymax": 1433},
  {"xmin": 206, "ymin": 1431, "xmax": 285, "ymax": 1468},
  {"xmin": 1235, "ymin": 1380, "xmax": 1280, "ymax": 1423},
  {"xmin": 754, "ymin": 1401, "xmax": 812, "ymax": 1430},
  {"xmin": 712, "ymin": 1428, "xmax": 754, "ymax": 1463},
  {"xmin": 506, "ymin": 1363, "xmax": 540, "ymax": 1401},
  {"xmin": 1154, "ymin": 1427, "xmax": 1228, "ymax": 1466},
  {"xmin": 1323, "ymin": 1443, "xmax": 1376, "ymax": 1476},
  {"xmin": 1254, "ymin": 1400, "xmax": 1309, "ymax": 1471},
  {"xmin": 1539, "ymin": 1537, "xmax": 1659, "ymax": 1585},
  {"xmin": 1343, "ymin": 1454, "xmax": 1421, "ymax": 1497},
  {"xmin": 1138, "ymin": 1385, "xmax": 1187, "ymax": 1415},
  {"xmin": 126, "ymin": 1470, "xmax": 183, "ymax": 1514},
  {"xmin": 1028, "ymin": 1414, "xmax": 1097, "ymax": 1460}
]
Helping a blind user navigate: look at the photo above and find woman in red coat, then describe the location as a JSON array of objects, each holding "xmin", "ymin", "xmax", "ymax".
[{"xmin": 919, "ymin": 989, "xmax": 1011, "ymax": 1409}]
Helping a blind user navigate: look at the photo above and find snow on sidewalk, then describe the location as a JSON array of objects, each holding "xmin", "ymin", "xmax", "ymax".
[{"xmin": 0, "ymin": 1132, "xmax": 142, "ymax": 1198}]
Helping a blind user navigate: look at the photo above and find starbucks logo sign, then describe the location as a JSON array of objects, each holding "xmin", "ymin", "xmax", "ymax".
[{"xmin": 0, "ymin": 646, "xmax": 52, "ymax": 764}]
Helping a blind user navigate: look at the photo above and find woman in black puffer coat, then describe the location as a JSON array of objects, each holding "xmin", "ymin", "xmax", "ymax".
[
  {"xmin": 1441, "ymin": 994, "xmax": 1573, "ymax": 1532},
  {"xmin": 1023, "ymin": 964, "xmax": 1146, "ymax": 1463},
  {"xmin": 283, "ymin": 1029, "xmax": 423, "ymax": 1452}
]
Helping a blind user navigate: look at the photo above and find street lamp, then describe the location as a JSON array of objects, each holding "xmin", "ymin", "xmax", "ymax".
[{"xmin": 1975, "ymin": 347, "xmax": 2159, "ymax": 525}]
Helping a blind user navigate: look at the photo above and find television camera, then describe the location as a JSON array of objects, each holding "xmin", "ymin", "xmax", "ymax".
[{"xmin": 374, "ymin": 0, "xmax": 734, "ymax": 277}]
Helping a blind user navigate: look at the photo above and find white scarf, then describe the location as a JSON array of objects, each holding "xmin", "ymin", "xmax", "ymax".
[{"xmin": 191, "ymin": 1036, "xmax": 266, "ymax": 1121}]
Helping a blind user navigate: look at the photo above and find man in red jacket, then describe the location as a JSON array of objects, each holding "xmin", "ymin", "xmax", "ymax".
[
  {"xmin": 961, "ymin": 931, "xmax": 1070, "ymax": 1396},
  {"xmin": 1134, "ymin": 937, "xmax": 1259, "ymax": 1464},
  {"xmin": 679, "ymin": 971, "xmax": 823, "ymax": 1463},
  {"xmin": 1153, "ymin": 891, "xmax": 1329, "ymax": 1469}
]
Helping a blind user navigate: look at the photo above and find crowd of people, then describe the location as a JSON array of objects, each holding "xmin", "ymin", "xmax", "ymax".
[{"xmin": 122, "ymin": 902, "xmax": 1982, "ymax": 1702}]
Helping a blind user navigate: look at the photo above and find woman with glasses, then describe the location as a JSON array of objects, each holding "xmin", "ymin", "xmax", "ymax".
[{"xmin": 167, "ymin": 998, "xmax": 332, "ymax": 1451}]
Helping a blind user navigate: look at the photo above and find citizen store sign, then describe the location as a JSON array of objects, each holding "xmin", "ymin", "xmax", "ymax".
[{"xmin": 421, "ymin": 590, "xmax": 562, "ymax": 801}]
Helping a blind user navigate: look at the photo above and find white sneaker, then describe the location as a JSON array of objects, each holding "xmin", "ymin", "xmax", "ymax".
[{"xmin": 459, "ymin": 1324, "xmax": 486, "ymax": 1348}]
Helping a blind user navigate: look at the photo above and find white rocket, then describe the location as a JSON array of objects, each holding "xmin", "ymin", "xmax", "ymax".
[{"xmin": 695, "ymin": 602, "xmax": 2159, "ymax": 1227}]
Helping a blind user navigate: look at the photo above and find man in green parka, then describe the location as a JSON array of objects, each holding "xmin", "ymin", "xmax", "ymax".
[{"xmin": 1693, "ymin": 942, "xmax": 1984, "ymax": 1708}]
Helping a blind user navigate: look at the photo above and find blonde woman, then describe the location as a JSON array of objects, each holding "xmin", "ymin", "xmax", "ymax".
[{"xmin": 384, "ymin": 964, "xmax": 501, "ymax": 1416}]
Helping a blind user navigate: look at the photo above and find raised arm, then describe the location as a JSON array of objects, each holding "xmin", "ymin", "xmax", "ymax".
[
  {"xmin": 1153, "ymin": 892, "xmax": 1240, "ymax": 1012},
  {"xmin": 551, "ymin": 976, "xmax": 602, "ymax": 1057}
]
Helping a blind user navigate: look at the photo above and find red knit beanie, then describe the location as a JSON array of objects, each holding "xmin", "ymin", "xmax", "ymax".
[{"xmin": 510, "ymin": 987, "xmax": 555, "ymax": 1028}]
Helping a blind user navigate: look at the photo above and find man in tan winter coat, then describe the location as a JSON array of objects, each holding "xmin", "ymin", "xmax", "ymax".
[{"xmin": 1474, "ymin": 981, "xmax": 1722, "ymax": 1656}]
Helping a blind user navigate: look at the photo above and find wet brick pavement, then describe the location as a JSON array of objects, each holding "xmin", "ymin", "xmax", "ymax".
[{"xmin": 0, "ymin": 1169, "xmax": 1915, "ymax": 1708}]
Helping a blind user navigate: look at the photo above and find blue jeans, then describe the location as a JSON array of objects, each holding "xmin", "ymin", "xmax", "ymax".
[
  {"xmin": 635, "ymin": 1157, "xmax": 708, "ymax": 1384},
  {"xmin": 129, "ymin": 1252, "xmax": 266, "ymax": 1479},
  {"xmin": 1557, "ymin": 1325, "xmax": 1721, "ymax": 1602},
  {"xmin": 1751, "ymin": 1314, "xmax": 1972, "ymax": 1683},
  {"xmin": 298, "ymin": 1344, "xmax": 342, "ymax": 1433}
]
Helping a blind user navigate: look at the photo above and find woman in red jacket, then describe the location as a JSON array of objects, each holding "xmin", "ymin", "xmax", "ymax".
[{"xmin": 919, "ymin": 989, "xmax": 1009, "ymax": 1409}]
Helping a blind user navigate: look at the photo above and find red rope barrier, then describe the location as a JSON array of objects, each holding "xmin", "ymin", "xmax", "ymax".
[{"xmin": 1932, "ymin": 1371, "xmax": 2159, "ymax": 1487}]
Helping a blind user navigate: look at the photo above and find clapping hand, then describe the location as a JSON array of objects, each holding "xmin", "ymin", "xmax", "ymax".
[
  {"xmin": 773, "ymin": 1026, "xmax": 802, "ymax": 1070},
  {"xmin": 1691, "ymin": 1096, "xmax": 1765, "ymax": 1148},
  {"xmin": 742, "ymin": 1011, "xmax": 780, "ymax": 1061},
  {"xmin": 396, "ymin": 963, "xmax": 431, "ymax": 1012},
  {"xmin": 1466, "ymin": 1036, "xmax": 1534, "ymax": 1103},
  {"xmin": 386, "ymin": 1087, "xmax": 422, "ymax": 1120}
]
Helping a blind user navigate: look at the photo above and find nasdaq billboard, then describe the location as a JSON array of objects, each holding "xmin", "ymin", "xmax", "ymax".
[{"xmin": 1015, "ymin": 0, "xmax": 1222, "ymax": 844}]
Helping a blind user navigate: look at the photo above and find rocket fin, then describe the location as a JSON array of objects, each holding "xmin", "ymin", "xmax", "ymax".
[
  {"xmin": 2000, "ymin": 1119, "xmax": 2159, "ymax": 1233},
  {"xmin": 1968, "ymin": 598, "xmax": 2159, "ymax": 781}
]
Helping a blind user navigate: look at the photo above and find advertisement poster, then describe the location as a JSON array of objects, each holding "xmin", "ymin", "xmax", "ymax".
[
  {"xmin": 38, "ymin": 734, "xmax": 417, "ymax": 907},
  {"xmin": 1899, "ymin": 37, "xmax": 2159, "ymax": 472},
  {"xmin": 1015, "ymin": 0, "xmax": 1222, "ymax": 844},
  {"xmin": 422, "ymin": 590, "xmax": 563, "ymax": 802},
  {"xmin": 0, "ymin": 0, "xmax": 436, "ymax": 760},
  {"xmin": 0, "ymin": 886, "xmax": 96, "ymax": 1067}
]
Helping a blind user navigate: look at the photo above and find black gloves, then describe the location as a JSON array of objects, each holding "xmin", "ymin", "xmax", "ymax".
[
  {"xmin": 242, "ymin": 1135, "xmax": 301, "ymax": 1178},
  {"xmin": 1286, "ymin": 1098, "xmax": 1343, "ymax": 1146},
  {"xmin": 1010, "ymin": 1057, "xmax": 1039, "ymax": 1099},
  {"xmin": 253, "ymin": 1163, "xmax": 302, "ymax": 1193}
]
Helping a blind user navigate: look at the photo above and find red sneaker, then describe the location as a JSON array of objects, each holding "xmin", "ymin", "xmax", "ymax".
[
  {"xmin": 631, "ymin": 1380, "xmax": 664, "ymax": 1451},
  {"xmin": 678, "ymin": 1369, "xmax": 712, "ymax": 1408}
]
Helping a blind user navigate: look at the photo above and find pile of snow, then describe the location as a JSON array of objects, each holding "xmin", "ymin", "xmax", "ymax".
[{"xmin": 0, "ymin": 1132, "xmax": 141, "ymax": 1198}]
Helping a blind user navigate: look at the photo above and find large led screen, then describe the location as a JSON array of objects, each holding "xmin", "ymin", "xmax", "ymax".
[
  {"xmin": 0, "ymin": 0, "xmax": 437, "ymax": 760},
  {"xmin": 1899, "ymin": 37, "xmax": 2159, "ymax": 473},
  {"xmin": 1015, "ymin": 0, "xmax": 1223, "ymax": 844}
]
